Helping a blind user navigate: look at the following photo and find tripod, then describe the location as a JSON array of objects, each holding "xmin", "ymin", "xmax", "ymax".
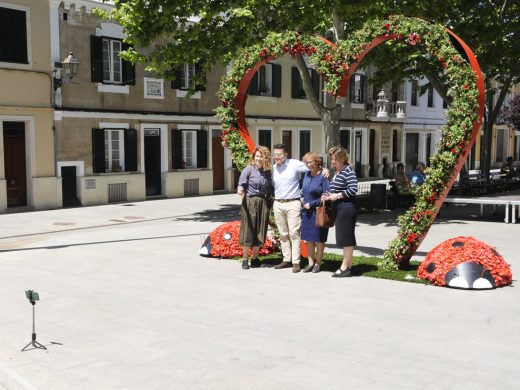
[{"xmin": 21, "ymin": 300, "xmax": 46, "ymax": 352}]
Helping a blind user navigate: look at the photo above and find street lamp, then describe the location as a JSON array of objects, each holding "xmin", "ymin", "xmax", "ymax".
[{"xmin": 53, "ymin": 52, "xmax": 80, "ymax": 90}]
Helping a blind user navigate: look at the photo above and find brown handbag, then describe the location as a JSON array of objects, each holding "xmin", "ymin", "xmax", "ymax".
[{"xmin": 315, "ymin": 199, "xmax": 334, "ymax": 228}]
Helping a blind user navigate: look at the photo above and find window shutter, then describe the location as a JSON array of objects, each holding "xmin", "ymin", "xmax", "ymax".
[
  {"xmin": 311, "ymin": 69, "xmax": 320, "ymax": 97},
  {"xmin": 271, "ymin": 63, "xmax": 281, "ymax": 97},
  {"xmin": 92, "ymin": 128, "xmax": 105, "ymax": 173},
  {"xmin": 197, "ymin": 130, "xmax": 208, "ymax": 168},
  {"xmin": 124, "ymin": 129, "xmax": 138, "ymax": 171},
  {"xmin": 122, "ymin": 42, "xmax": 136, "ymax": 85},
  {"xmin": 90, "ymin": 35, "xmax": 103, "ymax": 83},
  {"xmin": 172, "ymin": 129, "xmax": 183, "ymax": 169},
  {"xmin": 349, "ymin": 75, "xmax": 355, "ymax": 102},
  {"xmin": 170, "ymin": 68, "xmax": 182, "ymax": 89},
  {"xmin": 362, "ymin": 75, "xmax": 367, "ymax": 103},
  {"xmin": 195, "ymin": 62, "xmax": 206, "ymax": 91},
  {"xmin": 248, "ymin": 71, "xmax": 259, "ymax": 95},
  {"xmin": 291, "ymin": 67, "xmax": 300, "ymax": 98},
  {"xmin": 340, "ymin": 130, "xmax": 350, "ymax": 151}
]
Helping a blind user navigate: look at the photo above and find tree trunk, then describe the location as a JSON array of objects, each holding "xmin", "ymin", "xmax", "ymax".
[{"xmin": 294, "ymin": 56, "xmax": 342, "ymax": 163}]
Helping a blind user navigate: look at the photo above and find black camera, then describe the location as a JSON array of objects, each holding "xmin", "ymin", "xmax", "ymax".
[{"xmin": 25, "ymin": 290, "xmax": 39, "ymax": 303}]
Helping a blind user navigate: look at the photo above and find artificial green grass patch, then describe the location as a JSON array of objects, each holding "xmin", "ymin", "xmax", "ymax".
[{"xmin": 258, "ymin": 252, "xmax": 429, "ymax": 284}]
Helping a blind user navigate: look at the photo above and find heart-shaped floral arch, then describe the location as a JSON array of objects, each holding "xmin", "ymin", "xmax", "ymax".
[{"xmin": 215, "ymin": 15, "xmax": 484, "ymax": 269}]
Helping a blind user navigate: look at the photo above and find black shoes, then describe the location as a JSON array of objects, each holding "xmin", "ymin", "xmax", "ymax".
[
  {"xmin": 332, "ymin": 268, "xmax": 352, "ymax": 277},
  {"xmin": 250, "ymin": 258, "xmax": 261, "ymax": 268},
  {"xmin": 242, "ymin": 260, "xmax": 250, "ymax": 270}
]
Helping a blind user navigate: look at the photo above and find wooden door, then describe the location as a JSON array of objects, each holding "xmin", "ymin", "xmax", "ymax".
[
  {"xmin": 212, "ymin": 130, "xmax": 224, "ymax": 190},
  {"xmin": 3, "ymin": 122, "xmax": 27, "ymax": 207},
  {"xmin": 144, "ymin": 130, "xmax": 161, "ymax": 196},
  {"xmin": 62, "ymin": 166, "xmax": 80, "ymax": 207}
]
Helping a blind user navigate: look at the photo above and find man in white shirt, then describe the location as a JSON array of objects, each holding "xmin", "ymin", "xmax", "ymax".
[{"xmin": 272, "ymin": 144, "xmax": 309, "ymax": 273}]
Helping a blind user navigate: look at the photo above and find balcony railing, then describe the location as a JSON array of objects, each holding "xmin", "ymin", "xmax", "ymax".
[{"xmin": 369, "ymin": 101, "xmax": 407, "ymax": 121}]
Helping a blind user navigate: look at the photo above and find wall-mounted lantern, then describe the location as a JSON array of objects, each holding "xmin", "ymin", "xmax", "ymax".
[{"xmin": 53, "ymin": 52, "xmax": 80, "ymax": 90}]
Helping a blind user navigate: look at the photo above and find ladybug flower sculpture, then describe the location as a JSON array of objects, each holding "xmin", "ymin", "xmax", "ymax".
[
  {"xmin": 199, "ymin": 221, "xmax": 277, "ymax": 258},
  {"xmin": 417, "ymin": 236, "xmax": 512, "ymax": 289}
]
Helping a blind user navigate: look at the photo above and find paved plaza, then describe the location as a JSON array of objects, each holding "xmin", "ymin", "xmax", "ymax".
[{"xmin": 0, "ymin": 194, "xmax": 519, "ymax": 389}]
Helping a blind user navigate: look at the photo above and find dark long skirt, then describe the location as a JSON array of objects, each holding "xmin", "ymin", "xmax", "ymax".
[{"xmin": 239, "ymin": 196, "xmax": 269, "ymax": 247}]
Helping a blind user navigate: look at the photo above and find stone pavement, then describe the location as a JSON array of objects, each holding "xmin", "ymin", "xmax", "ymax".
[{"xmin": 0, "ymin": 194, "xmax": 519, "ymax": 389}]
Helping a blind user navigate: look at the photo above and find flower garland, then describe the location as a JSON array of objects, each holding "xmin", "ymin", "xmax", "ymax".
[
  {"xmin": 208, "ymin": 221, "xmax": 277, "ymax": 258},
  {"xmin": 216, "ymin": 15, "xmax": 481, "ymax": 269},
  {"xmin": 417, "ymin": 236, "xmax": 512, "ymax": 287}
]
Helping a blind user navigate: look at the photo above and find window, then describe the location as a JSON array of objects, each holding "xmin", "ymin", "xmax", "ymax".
[
  {"xmin": 411, "ymin": 80, "xmax": 418, "ymax": 106},
  {"xmin": 90, "ymin": 36, "xmax": 135, "ymax": 85},
  {"xmin": 180, "ymin": 64, "xmax": 196, "ymax": 90},
  {"xmin": 171, "ymin": 63, "xmax": 206, "ymax": 91},
  {"xmin": 443, "ymin": 99, "xmax": 448, "ymax": 109},
  {"xmin": 172, "ymin": 129, "xmax": 208, "ymax": 169},
  {"xmin": 182, "ymin": 131, "xmax": 197, "ymax": 168},
  {"xmin": 104, "ymin": 130, "xmax": 124, "ymax": 171},
  {"xmin": 349, "ymin": 73, "xmax": 366, "ymax": 103},
  {"xmin": 258, "ymin": 129, "xmax": 272, "ymax": 149},
  {"xmin": 427, "ymin": 85, "xmax": 434, "ymax": 107},
  {"xmin": 299, "ymin": 130, "xmax": 311, "ymax": 160},
  {"xmin": 248, "ymin": 64, "xmax": 281, "ymax": 97},
  {"xmin": 291, "ymin": 67, "xmax": 320, "ymax": 99},
  {"xmin": 0, "ymin": 5, "xmax": 28, "ymax": 64},
  {"xmin": 144, "ymin": 77, "xmax": 164, "ymax": 99},
  {"xmin": 103, "ymin": 39, "xmax": 122, "ymax": 83},
  {"xmin": 92, "ymin": 128, "xmax": 137, "ymax": 173}
]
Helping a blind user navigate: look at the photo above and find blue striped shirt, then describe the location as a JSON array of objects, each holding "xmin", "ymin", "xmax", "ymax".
[{"xmin": 330, "ymin": 165, "xmax": 358, "ymax": 207}]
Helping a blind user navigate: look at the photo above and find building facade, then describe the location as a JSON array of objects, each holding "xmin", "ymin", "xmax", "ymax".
[{"xmin": 0, "ymin": 0, "xmax": 61, "ymax": 212}]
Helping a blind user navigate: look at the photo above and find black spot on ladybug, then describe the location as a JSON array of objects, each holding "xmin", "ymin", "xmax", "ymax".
[
  {"xmin": 452, "ymin": 241, "xmax": 464, "ymax": 248},
  {"xmin": 426, "ymin": 262, "xmax": 436, "ymax": 273}
]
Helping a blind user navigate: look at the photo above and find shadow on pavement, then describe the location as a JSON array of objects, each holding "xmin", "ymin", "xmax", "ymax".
[{"xmin": 175, "ymin": 204, "xmax": 240, "ymax": 223}]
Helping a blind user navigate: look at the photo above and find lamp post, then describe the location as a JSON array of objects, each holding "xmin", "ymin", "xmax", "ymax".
[{"xmin": 53, "ymin": 52, "xmax": 80, "ymax": 90}]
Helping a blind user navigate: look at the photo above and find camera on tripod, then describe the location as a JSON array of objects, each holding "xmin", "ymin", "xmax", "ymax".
[{"xmin": 25, "ymin": 290, "xmax": 39, "ymax": 304}]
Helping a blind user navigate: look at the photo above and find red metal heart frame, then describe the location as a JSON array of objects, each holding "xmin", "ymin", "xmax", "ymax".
[{"xmin": 217, "ymin": 16, "xmax": 485, "ymax": 267}]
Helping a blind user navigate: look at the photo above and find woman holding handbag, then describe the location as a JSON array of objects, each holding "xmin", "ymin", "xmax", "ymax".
[
  {"xmin": 322, "ymin": 146, "xmax": 358, "ymax": 277},
  {"xmin": 301, "ymin": 152, "xmax": 330, "ymax": 273},
  {"xmin": 237, "ymin": 146, "xmax": 274, "ymax": 270}
]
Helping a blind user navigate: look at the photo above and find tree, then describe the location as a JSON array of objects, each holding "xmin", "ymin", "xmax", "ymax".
[{"xmin": 103, "ymin": 0, "xmax": 520, "ymax": 161}]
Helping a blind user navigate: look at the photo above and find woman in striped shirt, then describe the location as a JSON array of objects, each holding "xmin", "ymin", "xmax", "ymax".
[{"xmin": 322, "ymin": 146, "xmax": 359, "ymax": 277}]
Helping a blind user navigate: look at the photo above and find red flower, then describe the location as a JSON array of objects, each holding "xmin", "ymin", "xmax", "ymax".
[
  {"xmin": 463, "ymin": 84, "xmax": 469, "ymax": 90},
  {"xmin": 384, "ymin": 23, "xmax": 391, "ymax": 30},
  {"xmin": 407, "ymin": 233, "xmax": 417, "ymax": 244}
]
